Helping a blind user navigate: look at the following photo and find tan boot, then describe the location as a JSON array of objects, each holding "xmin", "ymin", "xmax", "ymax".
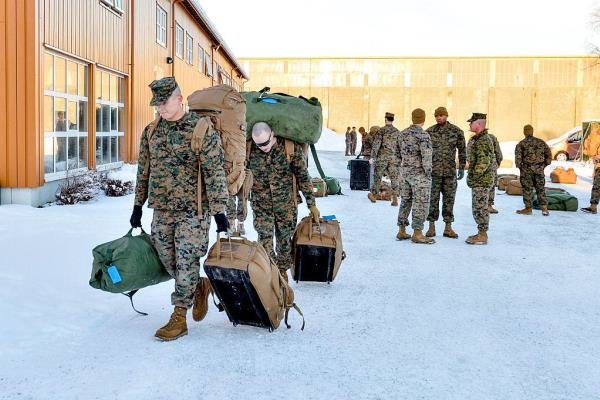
[
  {"xmin": 396, "ymin": 226, "xmax": 411, "ymax": 241},
  {"xmin": 367, "ymin": 192, "xmax": 377, "ymax": 203},
  {"xmin": 391, "ymin": 193, "xmax": 398, "ymax": 207},
  {"xmin": 488, "ymin": 205, "xmax": 498, "ymax": 214},
  {"xmin": 155, "ymin": 306, "xmax": 188, "ymax": 341},
  {"xmin": 465, "ymin": 230, "xmax": 488, "ymax": 245},
  {"xmin": 411, "ymin": 229, "xmax": 435, "ymax": 244},
  {"xmin": 443, "ymin": 222, "xmax": 458, "ymax": 238},
  {"xmin": 541, "ymin": 205, "xmax": 549, "ymax": 216},
  {"xmin": 425, "ymin": 222, "xmax": 436, "ymax": 237},
  {"xmin": 192, "ymin": 277, "xmax": 212, "ymax": 322},
  {"xmin": 581, "ymin": 204, "xmax": 598, "ymax": 214},
  {"xmin": 516, "ymin": 207, "xmax": 532, "ymax": 215}
]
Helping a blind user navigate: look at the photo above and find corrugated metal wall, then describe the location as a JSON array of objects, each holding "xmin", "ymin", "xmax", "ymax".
[{"xmin": 241, "ymin": 57, "xmax": 600, "ymax": 141}]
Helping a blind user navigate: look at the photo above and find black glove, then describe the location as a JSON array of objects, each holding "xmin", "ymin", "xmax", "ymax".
[
  {"xmin": 214, "ymin": 213, "xmax": 229, "ymax": 233},
  {"xmin": 130, "ymin": 205, "xmax": 142, "ymax": 228}
]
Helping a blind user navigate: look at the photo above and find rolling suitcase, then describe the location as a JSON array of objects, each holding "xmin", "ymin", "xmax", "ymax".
[
  {"xmin": 348, "ymin": 157, "xmax": 372, "ymax": 190},
  {"xmin": 204, "ymin": 235, "xmax": 304, "ymax": 331},
  {"xmin": 292, "ymin": 216, "xmax": 345, "ymax": 283}
]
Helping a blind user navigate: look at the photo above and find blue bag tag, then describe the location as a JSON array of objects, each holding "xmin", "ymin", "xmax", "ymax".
[
  {"xmin": 107, "ymin": 264, "xmax": 122, "ymax": 284},
  {"xmin": 322, "ymin": 215, "xmax": 336, "ymax": 221},
  {"xmin": 260, "ymin": 98, "xmax": 278, "ymax": 104}
]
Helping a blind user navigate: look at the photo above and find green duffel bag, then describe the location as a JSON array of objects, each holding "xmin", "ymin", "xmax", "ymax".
[
  {"xmin": 242, "ymin": 87, "xmax": 322, "ymax": 144},
  {"xmin": 533, "ymin": 190, "xmax": 579, "ymax": 211},
  {"xmin": 324, "ymin": 176, "xmax": 342, "ymax": 195},
  {"xmin": 90, "ymin": 228, "xmax": 171, "ymax": 314}
]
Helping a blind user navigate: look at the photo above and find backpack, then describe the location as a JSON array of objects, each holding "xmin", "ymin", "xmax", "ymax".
[
  {"xmin": 311, "ymin": 177, "xmax": 327, "ymax": 197},
  {"xmin": 90, "ymin": 228, "xmax": 171, "ymax": 315},
  {"xmin": 203, "ymin": 235, "xmax": 304, "ymax": 331},
  {"xmin": 497, "ymin": 174, "xmax": 519, "ymax": 190},
  {"xmin": 506, "ymin": 179, "xmax": 523, "ymax": 195},
  {"xmin": 550, "ymin": 167, "xmax": 577, "ymax": 184}
]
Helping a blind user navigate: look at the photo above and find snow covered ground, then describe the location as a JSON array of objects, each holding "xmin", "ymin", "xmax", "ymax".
[{"xmin": 2, "ymin": 137, "xmax": 600, "ymax": 399}]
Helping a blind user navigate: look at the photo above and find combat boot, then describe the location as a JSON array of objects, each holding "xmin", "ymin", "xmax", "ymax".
[
  {"xmin": 541, "ymin": 205, "xmax": 549, "ymax": 216},
  {"xmin": 488, "ymin": 205, "xmax": 498, "ymax": 214},
  {"xmin": 516, "ymin": 207, "xmax": 532, "ymax": 215},
  {"xmin": 581, "ymin": 204, "xmax": 598, "ymax": 214},
  {"xmin": 443, "ymin": 222, "xmax": 458, "ymax": 239},
  {"xmin": 411, "ymin": 229, "xmax": 435, "ymax": 244},
  {"xmin": 367, "ymin": 192, "xmax": 377, "ymax": 203},
  {"xmin": 390, "ymin": 193, "xmax": 398, "ymax": 207},
  {"xmin": 192, "ymin": 277, "xmax": 212, "ymax": 322},
  {"xmin": 425, "ymin": 222, "xmax": 436, "ymax": 237},
  {"xmin": 465, "ymin": 230, "xmax": 488, "ymax": 245},
  {"xmin": 396, "ymin": 226, "xmax": 411, "ymax": 241},
  {"xmin": 155, "ymin": 306, "xmax": 188, "ymax": 341}
]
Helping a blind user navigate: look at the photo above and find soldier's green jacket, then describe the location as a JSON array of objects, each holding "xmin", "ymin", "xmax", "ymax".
[
  {"xmin": 134, "ymin": 112, "xmax": 229, "ymax": 216},
  {"xmin": 248, "ymin": 137, "xmax": 315, "ymax": 208},
  {"xmin": 371, "ymin": 124, "xmax": 401, "ymax": 160},
  {"xmin": 467, "ymin": 129, "xmax": 495, "ymax": 188},
  {"xmin": 515, "ymin": 135, "xmax": 552, "ymax": 173},
  {"xmin": 398, "ymin": 125, "xmax": 432, "ymax": 176},
  {"xmin": 426, "ymin": 121, "xmax": 466, "ymax": 176}
]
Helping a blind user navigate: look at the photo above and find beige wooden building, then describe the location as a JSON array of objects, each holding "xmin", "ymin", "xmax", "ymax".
[
  {"xmin": 240, "ymin": 57, "xmax": 600, "ymax": 141},
  {"xmin": 0, "ymin": 0, "xmax": 247, "ymax": 205}
]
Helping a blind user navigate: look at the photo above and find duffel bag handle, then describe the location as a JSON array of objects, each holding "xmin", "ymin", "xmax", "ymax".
[{"xmin": 126, "ymin": 227, "xmax": 147, "ymax": 237}]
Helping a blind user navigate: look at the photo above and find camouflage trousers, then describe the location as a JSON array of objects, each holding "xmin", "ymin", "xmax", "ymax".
[
  {"xmin": 151, "ymin": 209, "xmax": 211, "ymax": 308},
  {"xmin": 520, "ymin": 169, "xmax": 547, "ymax": 208},
  {"xmin": 371, "ymin": 158, "xmax": 400, "ymax": 195},
  {"xmin": 427, "ymin": 175, "xmax": 457, "ymax": 223},
  {"xmin": 488, "ymin": 170, "xmax": 498, "ymax": 205},
  {"xmin": 471, "ymin": 187, "xmax": 491, "ymax": 232},
  {"xmin": 345, "ymin": 141, "xmax": 352, "ymax": 156},
  {"xmin": 226, "ymin": 191, "xmax": 247, "ymax": 222},
  {"xmin": 591, "ymin": 166, "xmax": 600, "ymax": 205},
  {"xmin": 252, "ymin": 198, "xmax": 298, "ymax": 271},
  {"xmin": 397, "ymin": 174, "xmax": 431, "ymax": 230},
  {"xmin": 350, "ymin": 141, "xmax": 357, "ymax": 155}
]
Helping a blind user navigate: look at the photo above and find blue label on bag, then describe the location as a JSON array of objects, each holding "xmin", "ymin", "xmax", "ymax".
[
  {"xmin": 322, "ymin": 215, "xmax": 336, "ymax": 221},
  {"xmin": 107, "ymin": 265, "xmax": 122, "ymax": 284}
]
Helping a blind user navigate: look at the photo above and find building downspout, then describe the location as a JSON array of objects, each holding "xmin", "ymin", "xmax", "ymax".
[
  {"xmin": 127, "ymin": 0, "xmax": 135, "ymax": 162},
  {"xmin": 171, "ymin": 0, "xmax": 183, "ymax": 77}
]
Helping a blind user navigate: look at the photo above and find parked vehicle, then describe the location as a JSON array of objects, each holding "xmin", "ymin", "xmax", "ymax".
[{"xmin": 548, "ymin": 127, "xmax": 582, "ymax": 161}]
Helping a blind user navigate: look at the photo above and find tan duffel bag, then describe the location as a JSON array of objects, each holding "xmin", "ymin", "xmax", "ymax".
[
  {"xmin": 311, "ymin": 177, "xmax": 327, "ymax": 197},
  {"xmin": 204, "ymin": 236, "xmax": 304, "ymax": 331},
  {"xmin": 292, "ymin": 216, "xmax": 346, "ymax": 283},
  {"xmin": 506, "ymin": 179, "xmax": 523, "ymax": 195},
  {"xmin": 497, "ymin": 174, "xmax": 519, "ymax": 190},
  {"xmin": 550, "ymin": 167, "xmax": 577, "ymax": 184}
]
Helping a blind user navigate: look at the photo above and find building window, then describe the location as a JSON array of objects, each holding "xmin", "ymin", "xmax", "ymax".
[
  {"xmin": 175, "ymin": 24, "xmax": 184, "ymax": 59},
  {"xmin": 198, "ymin": 44, "xmax": 205, "ymax": 73},
  {"xmin": 100, "ymin": 0, "xmax": 123, "ymax": 13},
  {"xmin": 156, "ymin": 4, "xmax": 167, "ymax": 47},
  {"xmin": 185, "ymin": 33, "xmax": 193, "ymax": 65},
  {"xmin": 95, "ymin": 70, "xmax": 126, "ymax": 168},
  {"xmin": 204, "ymin": 52, "xmax": 213, "ymax": 77},
  {"xmin": 43, "ymin": 52, "xmax": 89, "ymax": 179}
]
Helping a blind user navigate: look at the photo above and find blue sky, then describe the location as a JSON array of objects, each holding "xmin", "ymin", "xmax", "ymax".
[{"xmin": 201, "ymin": 0, "xmax": 598, "ymax": 58}]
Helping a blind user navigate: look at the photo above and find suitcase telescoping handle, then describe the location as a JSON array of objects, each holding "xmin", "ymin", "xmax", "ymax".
[
  {"xmin": 307, "ymin": 218, "xmax": 324, "ymax": 243},
  {"xmin": 215, "ymin": 232, "xmax": 256, "ymax": 262}
]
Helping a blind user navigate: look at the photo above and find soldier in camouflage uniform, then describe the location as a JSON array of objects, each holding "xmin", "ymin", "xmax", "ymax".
[
  {"xmin": 360, "ymin": 125, "xmax": 379, "ymax": 160},
  {"xmin": 425, "ymin": 107, "xmax": 466, "ymax": 239},
  {"xmin": 487, "ymin": 133, "xmax": 503, "ymax": 214},
  {"xmin": 515, "ymin": 124, "xmax": 552, "ymax": 216},
  {"xmin": 581, "ymin": 140, "xmax": 600, "ymax": 214},
  {"xmin": 248, "ymin": 122, "xmax": 320, "ymax": 280},
  {"xmin": 396, "ymin": 108, "xmax": 434, "ymax": 244},
  {"xmin": 226, "ymin": 191, "xmax": 247, "ymax": 234},
  {"xmin": 345, "ymin": 127, "xmax": 352, "ymax": 155},
  {"xmin": 350, "ymin": 127, "xmax": 358, "ymax": 155},
  {"xmin": 465, "ymin": 113, "xmax": 495, "ymax": 245},
  {"xmin": 130, "ymin": 77, "xmax": 230, "ymax": 341},
  {"xmin": 369, "ymin": 112, "xmax": 401, "ymax": 206}
]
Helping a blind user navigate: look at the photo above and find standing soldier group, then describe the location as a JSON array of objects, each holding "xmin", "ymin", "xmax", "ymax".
[{"xmin": 345, "ymin": 126, "xmax": 358, "ymax": 156}]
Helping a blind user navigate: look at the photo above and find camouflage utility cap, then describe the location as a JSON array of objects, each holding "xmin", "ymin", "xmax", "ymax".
[
  {"xmin": 434, "ymin": 107, "xmax": 448, "ymax": 117},
  {"xmin": 412, "ymin": 108, "xmax": 426, "ymax": 124},
  {"xmin": 385, "ymin": 112, "xmax": 395, "ymax": 120},
  {"xmin": 149, "ymin": 77, "xmax": 179, "ymax": 106},
  {"xmin": 467, "ymin": 112, "xmax": 487, "ymax": 122}
]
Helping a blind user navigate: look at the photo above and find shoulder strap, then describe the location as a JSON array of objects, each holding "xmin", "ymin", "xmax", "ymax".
[
  {"xmin": 143, "ymin": 117, "xmax": 161, "ymax": 178},
  {"xmin": 284, "ymin": 139, "xmax": 298, "ymax": 207},
  {"xmin": 192, "ymin": 117, "xmax": 212, "ymax": 217}
]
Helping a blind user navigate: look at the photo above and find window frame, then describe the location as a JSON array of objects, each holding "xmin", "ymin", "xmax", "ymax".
[
  {"xmin": 175, "ymin": 23, "xmax": 184, "ymax": 59},
  {"xmin": 95, "ymin": 69, "xmax": 126, "ymax": 170},
  {"xmin": 185, "ymin": 32, "xmax": 193, "ymax": 65},
  {"xmin": 100, "ymin": 0, "xmax": 123, "ymax": 15},
  {"xmin": 198, "ymin": 44, "xmax": 205, "ymax": 73},
  {"xmin": 204, "ymin": 52, "xmax": 213, "ymax": 77},
  {"xmin": 156, "ymin": 4, "xmax": 167, "ymax": 47}
]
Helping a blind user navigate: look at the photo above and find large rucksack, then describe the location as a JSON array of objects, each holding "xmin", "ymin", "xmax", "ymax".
[
  {"xmin": 203, "ymin": 236, "xmax": 304, "ymax": 331},
  {"xmin": 242, "ymin": 87, "xmax": 322, "ymax": 144},
  {"xmin": 90, "ymin": 228, "xmax": 171, "ymax": 314},
  {"xmin": 550, "ymin": 167, "xmax": 577, "ymax": 184},
  {"xmin": 292, "ymin": 216, "xmax": 346, "ymax": 283},
  {"xmin": 187, "ymin": 84, "xmax": 249, "ymax": 196}
]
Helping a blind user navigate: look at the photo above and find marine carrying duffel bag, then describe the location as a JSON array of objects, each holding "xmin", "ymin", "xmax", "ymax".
[
  {"xmin": 90, "ymin": 228, "xmax": 171, "ymax": 314},
  {"xmin": 242, "ymin": 87, "xmax": 322, "ymax": 144}
]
